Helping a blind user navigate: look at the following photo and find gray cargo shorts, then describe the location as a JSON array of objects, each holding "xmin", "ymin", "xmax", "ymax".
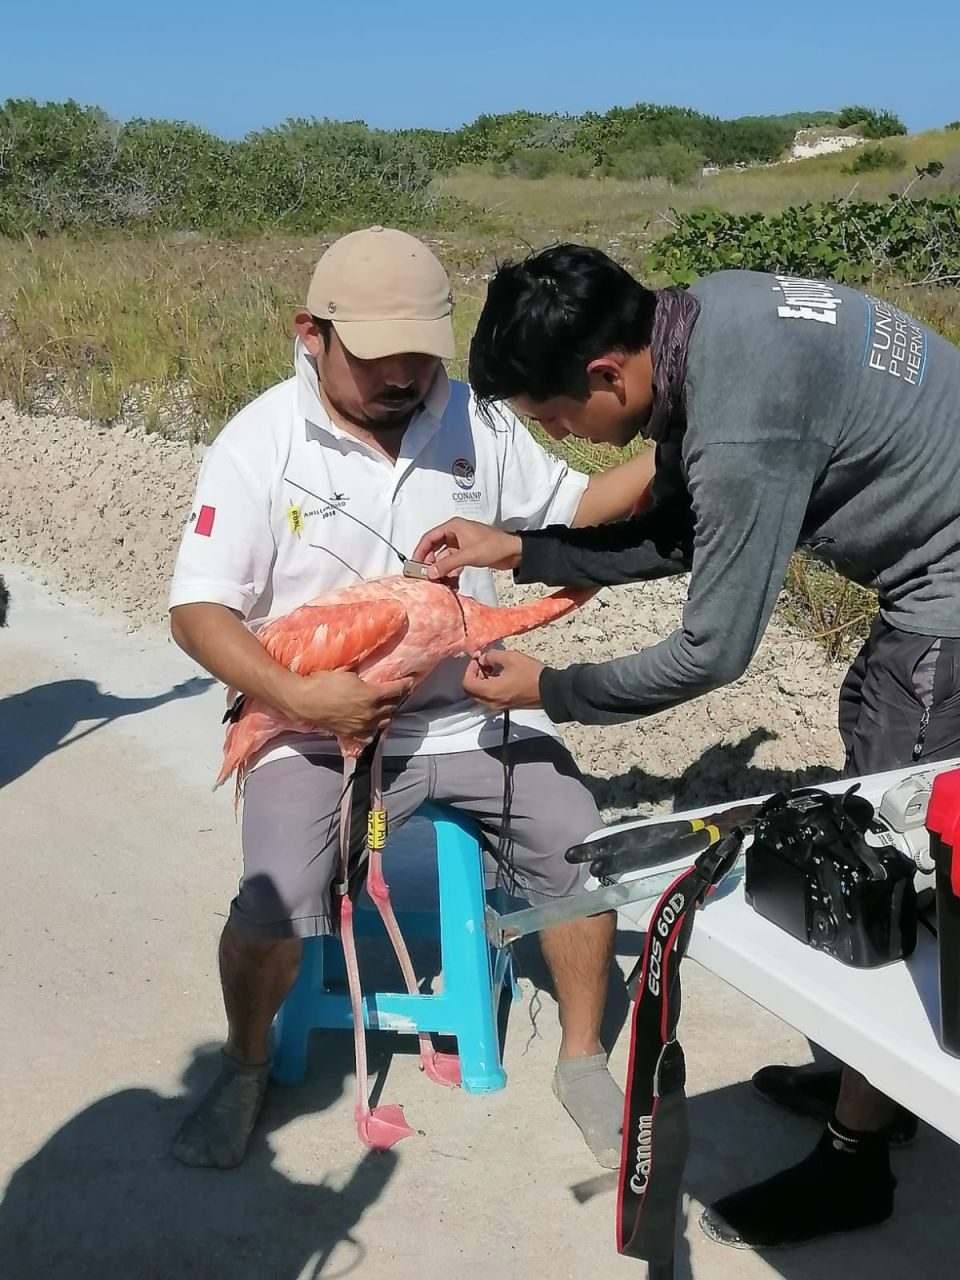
[
  {"xmin": 839, "ymin": 614, "xmax": 960, "ymax": 778},
  {"xmin": 231, "ymin": 735, "xmax": 601, "ymax": 939}
]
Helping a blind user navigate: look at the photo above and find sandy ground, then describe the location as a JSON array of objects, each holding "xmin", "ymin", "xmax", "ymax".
[
  {"xmin": 4, "ymin": 565, "xmax": 960, "ymax": 1280},
  {"xmin": 3, "ymin": 406, "xmax": 959, "ymax": 1278}
]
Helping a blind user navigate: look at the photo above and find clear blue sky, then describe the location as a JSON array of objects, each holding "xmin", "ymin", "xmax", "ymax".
[{"xmin": 3, "ymin": 0, "xmax": 958, "ymax": 138}]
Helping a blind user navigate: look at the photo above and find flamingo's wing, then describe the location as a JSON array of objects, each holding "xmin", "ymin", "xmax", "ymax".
[{"xmin": 259, "ymin": 601, "xmax": 408, "ymax": 674}]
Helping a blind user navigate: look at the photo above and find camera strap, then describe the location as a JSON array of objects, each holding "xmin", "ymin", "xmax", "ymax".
[{"xmin": 617, "ymin": 832, "xmax": 744, "ymax": 1276}]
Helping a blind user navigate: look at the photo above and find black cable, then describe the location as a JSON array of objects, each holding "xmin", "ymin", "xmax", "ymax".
[
  {"xmin": 284, "ymin": 474, "xmax": 410, "ymax": 565},
  {"xmin": 493, "ymin": 710, "xmax": 517, "ymax": 896}
]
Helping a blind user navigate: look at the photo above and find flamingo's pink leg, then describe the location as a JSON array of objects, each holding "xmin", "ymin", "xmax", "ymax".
[
  {"xmin": 338, "ymin": 755, "xmax": 415, "ymax": 1149},
  {"xmin": 365, "ymin": 740, "xmax": 461, "ymax": 1090}
]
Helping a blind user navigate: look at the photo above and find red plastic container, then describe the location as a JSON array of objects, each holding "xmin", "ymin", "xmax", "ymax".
[{"xmin": 925, "ymin": 770, "xmax": 960, "ymax": 1057}]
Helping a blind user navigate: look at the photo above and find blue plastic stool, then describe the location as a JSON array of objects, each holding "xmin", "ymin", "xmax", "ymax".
[{"xmin": 271, "ymin": 803, "xmax": 519, "ymax": 1094}]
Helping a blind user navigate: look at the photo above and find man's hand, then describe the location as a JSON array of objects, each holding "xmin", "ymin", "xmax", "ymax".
[
  {"xmin": 171, "ymin": 602, "xmax": 413, "ymax": 745},
  {"xmin": 282, "ymin": 670, "xmax": 414, "ymax": 744},
  {"xmin": 462, "ymin": 651, "xmax": 545, "ymax": 711},
  {"xmin": 411, "ymin": 519, "xmax": 522, "ymax": 582}
]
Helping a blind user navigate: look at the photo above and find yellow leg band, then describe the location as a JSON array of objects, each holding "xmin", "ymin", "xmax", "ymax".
[{"xmin": 367, "ymin": 808, "xmax": 388, "ymax": 850}]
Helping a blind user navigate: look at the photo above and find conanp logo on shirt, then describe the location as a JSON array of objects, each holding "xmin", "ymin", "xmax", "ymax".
[
  {"xmin": 452, "ymin": 458, "xmax": 475, "ymax": 489},
  {"xmin": 452, "ymin": 457, "xmax": 482, "ymax": 504}
]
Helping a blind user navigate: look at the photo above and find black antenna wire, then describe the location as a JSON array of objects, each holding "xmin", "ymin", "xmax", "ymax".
[{"xmin": 283, "ymin": 474, "xmax": 410, "ymax": 565}]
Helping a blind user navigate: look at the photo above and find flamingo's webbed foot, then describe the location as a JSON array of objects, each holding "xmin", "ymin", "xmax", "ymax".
[{"xmin": 357, "ymin": 1104, "xmax": 417, "ymax": 1150}]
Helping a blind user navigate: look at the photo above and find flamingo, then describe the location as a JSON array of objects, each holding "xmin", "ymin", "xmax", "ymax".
[{"xmin": 216, "ymin": 574, "xmax": 596, "ymax": 1150}]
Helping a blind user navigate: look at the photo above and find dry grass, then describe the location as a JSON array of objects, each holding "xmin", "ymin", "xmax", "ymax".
[
  {"xmin": 0, "ymin": 233, "xmax": 644, "ymax": 473},
  {"xmin": 783, "ymin": 559, "xmax": 876, "ymax": 660},
  {"xmin": 0, "ymin": 235, "xmax": 305, "ymax": 435},
  {"xmin": 435, "ymin": 168, "xmax": 668, "ymax": 256},
  {"xmin": 681, "ymin": 129, "xmax": 960, "ymax": 212}
]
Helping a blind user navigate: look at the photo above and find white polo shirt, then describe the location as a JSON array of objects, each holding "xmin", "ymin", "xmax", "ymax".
[{"xmin": 169, "ymin": 340, "xmax": 589, "ymax": 764}]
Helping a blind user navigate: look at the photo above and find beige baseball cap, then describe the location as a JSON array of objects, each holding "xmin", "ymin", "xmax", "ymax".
[{"xmin": 306, "ymin": 226, "xmax": 455, "ymax": 360}]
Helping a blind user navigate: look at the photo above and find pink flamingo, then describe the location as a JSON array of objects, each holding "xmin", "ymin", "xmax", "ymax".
[{"xmin": 216, "ymin": 575, "xmax": 595, "ymax": 1150}]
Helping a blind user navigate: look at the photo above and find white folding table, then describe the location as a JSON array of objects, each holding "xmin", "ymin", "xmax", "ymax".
[{"xmin": 604, "ymin": 760, "xmax": 960, "ymax": 1144}]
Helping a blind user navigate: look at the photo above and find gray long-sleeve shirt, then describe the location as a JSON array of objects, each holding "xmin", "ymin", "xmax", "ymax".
[{"xmin": 522, "ymin": 270, "xmax": 960, "ymax": 725}]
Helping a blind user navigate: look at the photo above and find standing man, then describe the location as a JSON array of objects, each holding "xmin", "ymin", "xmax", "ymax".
[
  {"xmin": 168, "ymin": 229, "xmax": 656, "ymax": 1171},
  {"xmin": 413, "ymin": 244, "xmax": 960, "ymax": 1250}
]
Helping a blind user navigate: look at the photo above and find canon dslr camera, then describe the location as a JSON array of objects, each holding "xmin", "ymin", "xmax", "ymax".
[{"xmin": 744, "ymin": 787, "xmax": 917, "ymax": 968}]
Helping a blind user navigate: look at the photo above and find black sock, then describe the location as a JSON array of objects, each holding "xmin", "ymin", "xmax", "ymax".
[
  {"xmin": 824, "ymin": 1116, "xmax": 891, "ymax": 1161},
  {"xmin": 701, "ymin": 1117, "xmax": 895, "ymax": 1249}
]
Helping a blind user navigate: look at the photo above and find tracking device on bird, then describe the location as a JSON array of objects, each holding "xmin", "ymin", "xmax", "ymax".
[{"xmin": 402, "ymin": 559, "xmax": 432, "ymax": 579}]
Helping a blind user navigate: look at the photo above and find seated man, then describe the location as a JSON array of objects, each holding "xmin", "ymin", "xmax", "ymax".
[{"xmin": 167, "ymin": 227, "xmax": 655, "ymax": 1170}]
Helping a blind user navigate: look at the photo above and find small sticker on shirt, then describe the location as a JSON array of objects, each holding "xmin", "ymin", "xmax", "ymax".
[
  {"xmin": 194, "ymin": 505, "xmax": 216, "ymax": 537},
  {"xmin": 287, "ymin": 504, "xmax": 305, "ymax": 535}
]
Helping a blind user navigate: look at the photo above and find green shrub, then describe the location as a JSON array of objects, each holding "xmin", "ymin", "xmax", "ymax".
[
  {"xmin": 450, "ymin": 109, "xmax": 551, "ymax": 166},
  {"xmin": 845, "ymin": 144, "xmax": 906, "ymax": 174},
  {"xmin": 504, "ymin": 147, "xmax": 594, "ymax": 179},
  {"xmin": 0, "ymin": 96, "xmax": 921, "ymax": 237},
  {"xmin": 0, "ymin": 99, "xmax": 438, "ymax": 235},
  {"xmin": 446, "ymin": 102, "xmax": 801, "ymax": 172},
  {"xmin": 605, "ymin": 142, "xmax": 705, "ymax": 185},
  {"xmin": 579, "ymin": 104, "xmax": 794, "ymax": 169},
  {"xmin": 764, "ymin": 111, "xmax": 840, "ymax": 131},
  {"xmin": 656, "ymin": 142, "xmax": 707, "ymax": 185},
  {"xmin": 649, "ymin": 189, "xmax": 960, "ymax": 286},
  {"xmin": 837, "ymin": 105, "xmax": 908, "ymax": 139}
]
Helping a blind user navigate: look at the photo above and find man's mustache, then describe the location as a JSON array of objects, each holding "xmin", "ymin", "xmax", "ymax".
[{"xmin": 376, "ymin": 388, "xmax": 416, "ymax": 404}]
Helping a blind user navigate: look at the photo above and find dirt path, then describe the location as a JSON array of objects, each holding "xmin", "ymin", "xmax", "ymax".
[{"xmin": 4, "ymin": 564, "xmax": 957, "ymax": 1280}]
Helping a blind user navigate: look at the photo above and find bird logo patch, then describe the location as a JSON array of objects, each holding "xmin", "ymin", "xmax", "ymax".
[{"xmin": 452, "ymin": 458, "xmax": 475, "ymax": 490}]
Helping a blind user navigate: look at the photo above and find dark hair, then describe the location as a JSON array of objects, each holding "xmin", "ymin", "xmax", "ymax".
[
  {"xmin": 468, "ymin": 244, "xmax": 657, "ymax": 405},
  {"xmin": 310, "ymin": 316, "xmax": 333, "ymax": 352}
]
